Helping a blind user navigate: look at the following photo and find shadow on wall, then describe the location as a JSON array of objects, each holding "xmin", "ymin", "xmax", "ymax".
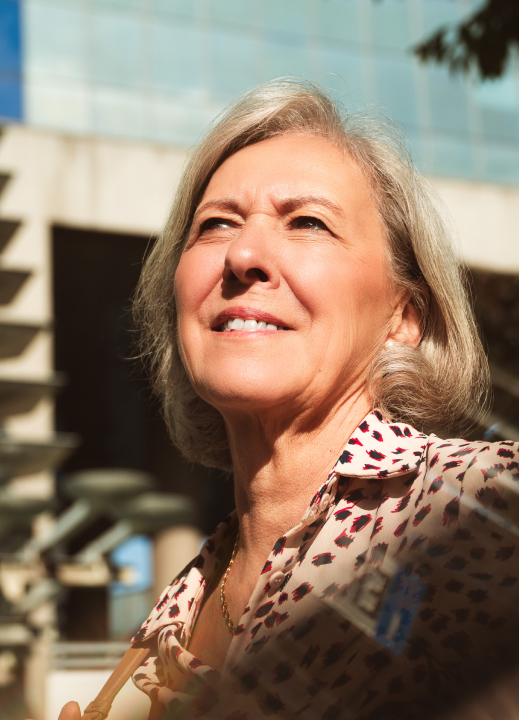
[{"xmin": 470, "ymin": 268, "xmax": 519, "ymax": 441}]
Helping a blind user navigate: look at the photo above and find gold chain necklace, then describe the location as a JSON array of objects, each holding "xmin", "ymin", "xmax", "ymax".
[{"xmin": 220, "ymin": 529, "xmax": 240, "ymax": 635}]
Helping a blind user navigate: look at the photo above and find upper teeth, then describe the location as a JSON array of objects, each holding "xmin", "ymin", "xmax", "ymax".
[{"xmin": 223, "ymin": 318, "xmax": 283, "ymax": 332}]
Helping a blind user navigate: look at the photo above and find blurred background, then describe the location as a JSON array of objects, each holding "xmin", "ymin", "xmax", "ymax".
[{"xmin": 0, "ymin": 0, "xmax": 518, "ymax": 717}]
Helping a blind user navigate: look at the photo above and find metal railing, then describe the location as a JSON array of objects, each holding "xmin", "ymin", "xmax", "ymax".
[{"xmin": 51, "ymin": 642, "xmax": 129, "ymax": 671}]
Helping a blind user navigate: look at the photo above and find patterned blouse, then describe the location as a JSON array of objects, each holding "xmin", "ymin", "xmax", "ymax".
[{"xmin": 131, "ymin": 411, "xmax": 519, "ymax": 719}]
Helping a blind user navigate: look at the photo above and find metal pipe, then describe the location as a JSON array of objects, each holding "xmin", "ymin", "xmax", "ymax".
[
  {"xmin": 18, "ymin": 499, "xmax": 93, "ymax": 563},
  {"xmin": 74, "ymin": 519, "xmax": 134, "ymax": 566}
]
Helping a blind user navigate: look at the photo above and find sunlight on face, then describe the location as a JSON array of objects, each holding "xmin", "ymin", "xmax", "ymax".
[{"xmin": 174, "ymin": 134, "xmax": 399, "ymax": 423}]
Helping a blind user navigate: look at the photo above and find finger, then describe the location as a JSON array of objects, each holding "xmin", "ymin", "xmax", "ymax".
[{"xmin": 58, "ymin": 701, "xmax": 81, "ymax": 720}]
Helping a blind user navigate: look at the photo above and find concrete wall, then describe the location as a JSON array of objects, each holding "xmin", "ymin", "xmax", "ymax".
[{"xmin": 431, "ymin": 177, "xmax": 519, "ymax": 274}]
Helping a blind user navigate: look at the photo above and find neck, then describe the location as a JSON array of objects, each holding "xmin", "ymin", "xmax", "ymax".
[{"xmin": 223, "ymin": 387, "xmax": 371, "ymax": 560}]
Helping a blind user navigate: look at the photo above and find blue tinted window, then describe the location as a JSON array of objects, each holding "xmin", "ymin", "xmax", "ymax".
[
  {"xmin": 428, "ymin": 65, "xmax": 471, "ymax": 134},
  {"xmin": 432, "ymin": 134, "xmax": 475, "ymax": 179},
  {"xmin": 0, "ymin": 76, "xmax": 20, "ymax": 118},
  {"xmin": 318, "ymin": 46, "xmax": 363, "ymax": 108},
  {"xmin": 207, "ymin": 0, "xmax": 255, "ymax": 28},
  {"xmin": 315, "ymin": 0, "xmax": 359, "ymax": 46},
  {"xmin": 18, "ymin": 0, "xmax": 519, "ymax": 186},
  {"xmin": 208, "ymin": 27, "xmax": 256, "ymax": 99},
  {"xmin": 24, "ymin": 3, "xmax": 88, "ymax": 79},
  {"xmin": 93, "ymin": 85, "xmax": 147, "ymax": 138},
  {"xmin": 370, "ymin": 0, "xmax": 409, "ymax": 50},
  {"xmin": 421, "ymin": 0, "xmax": 462, "ymax": 37},
  {"xmin": 404, "ymin": 130, "xmax": 425, "ymax": 168},
  {"xmin": 477, "ymin": 76, "xmax": 519, "ymax": 141},
  {"xmin": 24, "ymin": 77, "xmax": 91, "ymax": 133},
  {"xmin": 0, "ymin": 0, "xmax": 21, "ymax": 119},
  {"xmin": 92, "ymin": 8, "xmax": 145, "ymax": 87},
  {"xmin": 94, "ymin": 0, "xmax": 150, "ymax": 9},
  {"xmin": 154, "ymin": 0, "xmax": 197, "ymax": 21},
  {"xmin": 484, "ymin": 141, "xmax": 519, "ymax": 184},
  {"xmin": 152, "ymin": 95, "xmax": 224, "ymax": 146},
  {"xmin": 0, "ymin": 0, "xmax": 20, "ymax": 69},
  {"xmin": 375, "ymin": 54, "xmax": 418, "ymax": 127},
  {"xmin": 259, "ymin": 0, "xmax": 310, "ymax": 35},
  {"xmin": 262, "ymin": 33, "xmax": 311, "ymax": 81},
  {"xmin": 151, "ymin": 20, "xmax": 201, "ymax": 94},
  {"xmin": 111, "ymin": 535, "xmax": 153, "ymax": 597}
]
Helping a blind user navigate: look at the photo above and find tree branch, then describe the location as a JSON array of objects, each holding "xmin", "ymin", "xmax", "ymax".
[{"xmin": 413, "ymin": 0, "xmax": 519, "ymax": 80}]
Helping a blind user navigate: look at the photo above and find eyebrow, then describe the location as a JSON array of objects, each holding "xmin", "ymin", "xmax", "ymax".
[
  {"xmin": 192, "ymin": 199, "xmax": 242, "ymax": 225},
  {"xmin": 192, "ymin": 195, "xmax": 346, "ymax": 224},
  {"xmin": 278, "ymin": 195, "xmax": 346, "ymax": 220}
]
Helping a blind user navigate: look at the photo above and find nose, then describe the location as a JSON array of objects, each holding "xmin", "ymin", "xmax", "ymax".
[{"xmin": 222, "ymin": 222, "xmax": 281, "ymax": 289}]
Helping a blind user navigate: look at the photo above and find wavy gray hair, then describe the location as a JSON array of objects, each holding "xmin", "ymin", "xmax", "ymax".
[{"xmin": 133, "ymin": 78, "xmax": 490, "ymax": 471}]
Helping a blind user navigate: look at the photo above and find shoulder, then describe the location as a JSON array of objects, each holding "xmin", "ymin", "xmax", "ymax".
[
  {"xmin": 425, "ymin": 434, "xmax": 519, "ymax": 476},
  {"xmin": 422, "ymin": 435, "xmax": 519, "ymax": 520}
]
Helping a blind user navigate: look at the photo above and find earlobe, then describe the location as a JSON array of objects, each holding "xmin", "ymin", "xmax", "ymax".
[{"xmin": 386, "ymin": 298, "xmax": 423, "ymax": 349}]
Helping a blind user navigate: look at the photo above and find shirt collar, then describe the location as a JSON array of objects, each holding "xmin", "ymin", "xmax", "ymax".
[
  {"xmin": 332, "ymin": 410, "xmax": 428, "ymax": 480},
  {"xmin": 300, "ymin": 411, "xmax": 429, "ymax": 525}
]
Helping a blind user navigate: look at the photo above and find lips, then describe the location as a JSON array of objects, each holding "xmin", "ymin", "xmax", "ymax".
[{"xmin": 212, "ymin": 307, "xmax": 290, "ymax": 332}]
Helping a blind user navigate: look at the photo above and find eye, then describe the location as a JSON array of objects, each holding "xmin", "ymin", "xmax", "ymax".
[
  {"xmin": 292, "ymin": 216, "xmax": 329, "ymax": 232},
  {"xmin": 199, "ymin": 217, "xmax": 235, "ymax": 233}
]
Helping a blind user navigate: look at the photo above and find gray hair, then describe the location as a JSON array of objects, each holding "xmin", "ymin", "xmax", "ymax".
[{"xmin": 133, "ymin": 78, "xmax": 490, "ymax": 471}]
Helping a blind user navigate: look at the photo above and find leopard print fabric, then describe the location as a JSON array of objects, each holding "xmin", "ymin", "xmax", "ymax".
[{"xmin": 132, "ymin": 411, "xmax": 519, "ymax": 719}]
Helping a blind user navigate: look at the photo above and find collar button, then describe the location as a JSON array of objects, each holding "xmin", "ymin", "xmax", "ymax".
[
  {"xmin": 319, "ymin": 493, "xmax": 331, "ymax": 512},
  {"xmin": 268, "ymin": 571, "xmax": 286, "ymax": 590}
]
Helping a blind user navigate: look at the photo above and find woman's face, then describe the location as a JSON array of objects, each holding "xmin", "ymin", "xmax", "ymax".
[{"xmin": 175, "ymin": 134, "xmax": 406, "ymax": 422}]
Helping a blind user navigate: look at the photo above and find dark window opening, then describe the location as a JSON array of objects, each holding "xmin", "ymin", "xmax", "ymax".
[{"xmin": 53, "ymin": 225, "xmax": 235, "ymax": 639}]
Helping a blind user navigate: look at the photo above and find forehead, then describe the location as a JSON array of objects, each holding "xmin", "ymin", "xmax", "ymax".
[{"xmin": 201, "ymin": 134, "xmax": 378, "ymax": 219}]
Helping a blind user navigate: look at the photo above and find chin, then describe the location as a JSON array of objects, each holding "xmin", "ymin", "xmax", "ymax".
[{"xmin": 194, "ymin": 374, "xmax": 293, "ymax": 413}]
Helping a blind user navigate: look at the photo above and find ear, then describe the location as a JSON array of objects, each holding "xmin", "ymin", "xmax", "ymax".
[{"xmin": 385, "ymin": 291, "xmax": 422, "ymax": 349}]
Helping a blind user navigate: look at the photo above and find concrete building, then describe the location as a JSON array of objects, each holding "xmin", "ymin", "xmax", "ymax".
[{"xmin": 0, "ymin": 0, "xmax": 518, "ymax": 717}]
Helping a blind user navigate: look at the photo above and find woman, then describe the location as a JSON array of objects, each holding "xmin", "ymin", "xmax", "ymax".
[{"xmin": 61, "ymin": 80, "xmax": 519, "ymax": 720}]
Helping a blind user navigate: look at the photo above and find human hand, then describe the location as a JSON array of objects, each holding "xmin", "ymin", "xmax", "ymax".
[
  {"xmin": 26, "ymin": 700, "xmax": 81, "ymax": 720},
  {"xmin": 58, "ymin": 701, "xmax": 81, "ymax": 720}
]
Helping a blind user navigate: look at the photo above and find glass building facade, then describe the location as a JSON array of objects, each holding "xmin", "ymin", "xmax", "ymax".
[{"xmin": 4, "ymin": 0, "xmax": 519, "ymax": 184}]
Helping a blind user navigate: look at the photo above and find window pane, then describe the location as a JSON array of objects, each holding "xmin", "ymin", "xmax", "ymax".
[
  {"xmin": 477, "ymin": 76, "xmax": 519, "ymax": 141},
  {"xmin": 24, "ymin": 77, "xmax": 91, "ymax": 132},
  {"xmin": 421, "ymin": 0, "xmax": 462, "ymax": 37},
  {"xmin": 154, "ymin": 0, "xmax": 197, "ymax": 20},
  {"xmin": 94, "ymin": 0, "xmax": 151, "ymax": 9},
  {"xmin": 371, "ymin": 0, "xmax": 410, "ymax": 50},
  {"xmin": 151, "ymin": 21, "xmax": 201, "ymax": 94},
  {"xmin": 24, "ymin": 2, "xmax": 88, "ymax": 79},
  {"xmin": 318, "ymin": 46, "xmax": 363, "ymax": 108},
  {"xmin": 258, "ymin": 0, "xmax": 311, "ymax": 35},
  {"xmin": 152, "ymin": 94, "xmax": 224, "ymax": 146},
  {"xmin": 206, "ymin": 0, "xmax": 255, "ymax": 28},
  {"xmin": 261, "ymin": 33, "xmax": 311, "ymax": 81},
  {"xmin": 0, "ymin": 0, "xmax": 22, "ymax": 70},
  {"xmin": 0, "ymin": 78, "xmax": 21, "ymax": 119},
  {"xmin": 207, "ymin": 27, "xmax": 256, "ymax": 99},
  {"xmin": 314, "ymin": 0, "xmax": 359, "ymax": 46},
  {"xmin": 432, "ymin": 134, "xmax": 475, "ymax": 179},
  {"xmin": 484, "ymin": 142, "xmax": 519, "ymax": 184},
  {"xmin": 375, "ymin": 55, "xmax": 418, "ymax": 127},
  {"xmin": 428, "ymin": 65, "xmax": 471, "ymax": 134},
  {"xmin": 93, "ymin": 85, "xmax": 147, "ymax": 137},
  {"xmin": 92, "ymin": 8, "xmax": 144, "ymax": 87}
]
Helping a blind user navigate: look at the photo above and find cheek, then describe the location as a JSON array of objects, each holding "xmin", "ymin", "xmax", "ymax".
[
  {"xmin": 174, "ymin": 247, "xmax": 223, "ymax": 319},
  {"xmin": 292, "ymin": 246, "xmax": 391, "ymax": 329}
]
